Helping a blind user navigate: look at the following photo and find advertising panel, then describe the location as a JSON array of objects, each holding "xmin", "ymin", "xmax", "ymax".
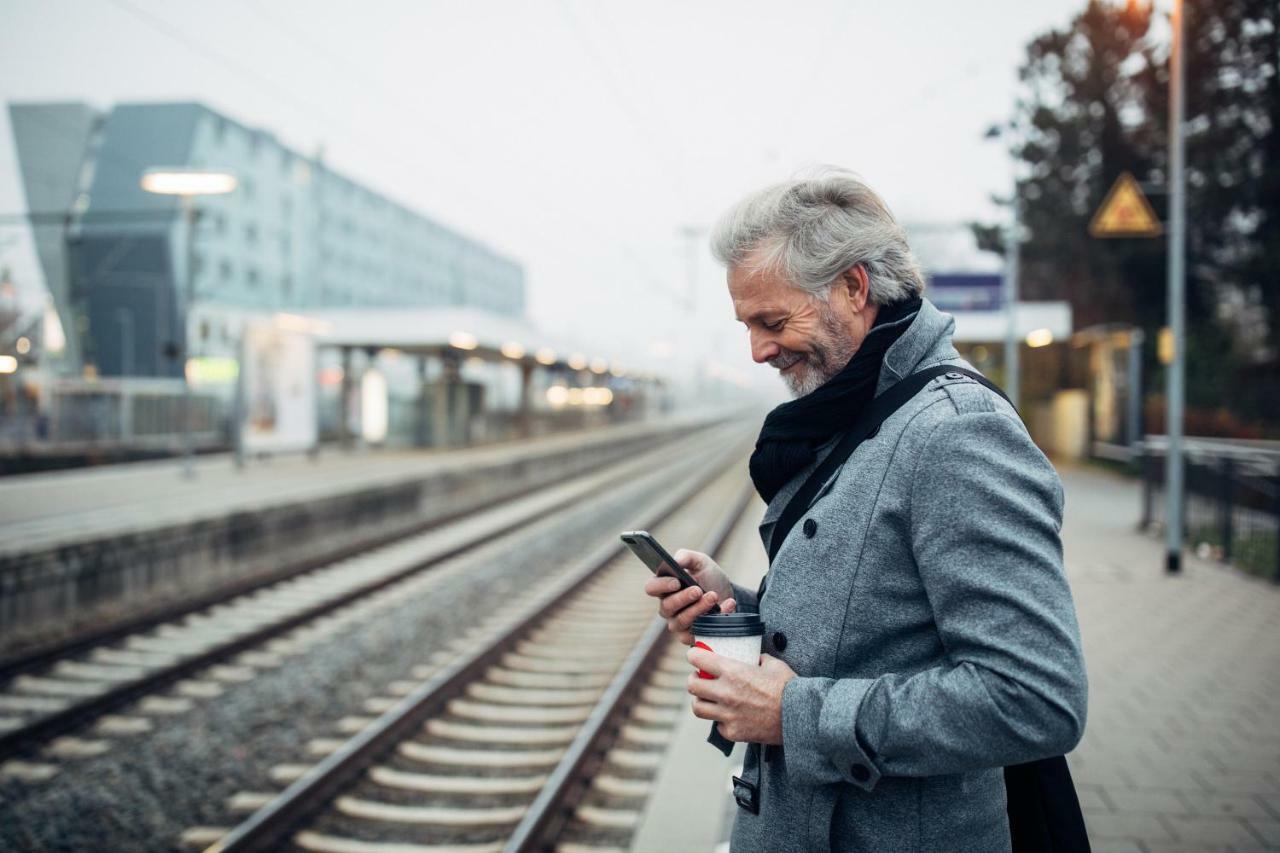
[{"xmin": 238, "ymin": 319, "xmax": 317, "ymax": 454}]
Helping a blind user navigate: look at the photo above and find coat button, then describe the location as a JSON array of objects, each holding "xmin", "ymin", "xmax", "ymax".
[
  {"xmin": 771, "ymin": 631, "xmax": 787, "ymax": 652},
  {"xmin": 803, "ymin": 518, "xmax": 817, "ymax": 538},
  {"xmin": 945, "ymin": 371, "xmax": 962, "ymax": 380},
  {"xmin": 851, "ymin": 764, "xmax": 871, "ymax": 783}
]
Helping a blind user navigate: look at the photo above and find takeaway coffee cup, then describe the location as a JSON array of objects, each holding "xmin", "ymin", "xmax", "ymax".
[{"xmin": 691, "ymin": 612, "xmax": 765, "ymax": 678}]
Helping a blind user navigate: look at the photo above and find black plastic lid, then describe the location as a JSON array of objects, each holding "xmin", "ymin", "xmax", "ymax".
[{"xmin": 692, "ymin": 612, "xmax": 765, "ymax": 637}]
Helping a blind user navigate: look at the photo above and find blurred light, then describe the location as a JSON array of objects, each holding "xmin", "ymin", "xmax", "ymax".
[
  {"xmin": 971, "ymin": 345, "xmax": 989, "ymax": 362},
  {"xmin": 1158, "ymin": 326, "xmax": 1174, "ymax": 365},
  {"xmin": 43, "ymin": 305, "xmax": 66, "ymax": 354},
  {"xmin": 0, "ymin": 355, "xmax": 16, "ymax": 374},
  {"xmin": 15, "ymin": 337, "xmax": 31, "ymax": 355},
  {"xmin": 140, "ymin": 168, "xmax": 238, "ymax": 196},
  {"xmin": 568, "ymin": 353, "xmax": 587, "ymax": 370},
  {"xmin": 449, "ymin": 330, "xmax": 478, "ymax": 350},
  {"xmin": 187, "ymin": 356, "xmax": 239, "ymax": 385},
  {"xmin": 379, "ymin": 347, "xmax": 401, "ymax": 361},
  {"xmin": 567, "ymin": 387, "xmax": 585, "ymax": 405},
  {"xmin": 1025, "ymin": 328, "xmax": 1054, "ymax": 348},
  {"xmin": 546, "ymin": 385, "xmax": 569, "ymax": 408},
  {"xmin": 583, "ymin": 387, "xmax": 614, "ymax": 406},
  {"xmin": 535, "ymin": 347, "xmax": 557, "ymax": 365},
  {"xmin": 319, "ymin": 366, "xmax": 345, "ymax": 386},
  {"xmin": 500, "ymin": 341, "xmax": 526, "ymax": 360},
  {"xmin": 361, "ymin": 369, "xmax": 389, "ymax": 443},
  {"xmin": 589, "ymin": 358, "xmax": 609, "ymax": 374},
  {"xmin": 465, "ymin": 356, "xmax": 487, "ymax": 370},
  {"xmin": 610, "ymin": 364, "xmax": 625, "ymax": 377}
]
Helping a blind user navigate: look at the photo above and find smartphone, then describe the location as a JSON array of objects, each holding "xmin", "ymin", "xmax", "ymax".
[{"xmin": 620, "ymin": 530, "xmax": 721, "ymax": 614}]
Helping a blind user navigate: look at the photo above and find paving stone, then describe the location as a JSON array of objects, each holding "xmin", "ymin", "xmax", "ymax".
[
  {"xmin": 1086, "ymin": 841, "xmax": 1144, "ymax": 853},
  {"xmin": 1179, "ymin": 792, "xmax": 1274, "ymax": 821},
  {"xmin": 1161, "ymin": 814, "xmax": 1264, "ymax": 846},
  {"xmin": 1084, "ymin": 811, "xmax": 1175, "ymax": 843},
  {"xmin": 1077, "ymin": 784, "xmax": 1112, "ymax": 813},
  {"xmin": 1104, "ymin": 787, "xmax": 1186, "ymax": 814},
  {"xmin": 1243, "ymin": 818, "xmax": 1280, "ymax": 847}
]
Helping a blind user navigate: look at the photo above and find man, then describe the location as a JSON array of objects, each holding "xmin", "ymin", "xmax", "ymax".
[{"xmin": 644, "ymin": 169, "xmax": 1087, "ymax": 852}]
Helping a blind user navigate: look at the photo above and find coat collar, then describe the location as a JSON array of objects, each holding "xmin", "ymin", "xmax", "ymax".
[
  {"xmin": 758, "ymin": 297, "xmax": 959, "ymax": 527},
  {"xmin": 876, "ymin": 298, "xmax": 960, "ymax": 396}
]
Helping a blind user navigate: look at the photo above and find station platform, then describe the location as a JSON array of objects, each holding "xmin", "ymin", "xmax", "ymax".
[
  {"xmin": 0, "ymin": 417, "xmax": 712, "ymax": 656},
  {"xmin": 631, "ymin": 466, "xmax": 1280, "ymax": 852},
  {"xmin": 0, "ymin": 420, "xmax": 689, "ymax": 550}
]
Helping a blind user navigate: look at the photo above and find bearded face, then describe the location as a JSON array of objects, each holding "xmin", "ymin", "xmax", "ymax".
[
  {"xmin": 766, "ymin": 300, "xmax": 859, "ymax": 397},
  {"xmin": 728, "ymin": 253, "xmax": 879, "ymax": 399}
]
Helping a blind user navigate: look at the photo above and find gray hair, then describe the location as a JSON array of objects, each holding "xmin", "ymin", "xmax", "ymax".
[{"xmin": 710, "ymin": 167, "xmax": 924, "ymax": 305}]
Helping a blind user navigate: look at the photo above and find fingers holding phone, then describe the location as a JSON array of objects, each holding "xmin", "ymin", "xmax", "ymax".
[{"xmin": 624, "ymin": 533, "xmax": 737, "ymax": 645}]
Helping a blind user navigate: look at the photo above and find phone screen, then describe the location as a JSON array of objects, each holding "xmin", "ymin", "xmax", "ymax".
[
  {"xmin": 621, "ymin": 531, "xmax": 721, "ymax": 614},
  {"xmin": 621, "ymin": 532, "xmax": 684, "ymax": 580}
]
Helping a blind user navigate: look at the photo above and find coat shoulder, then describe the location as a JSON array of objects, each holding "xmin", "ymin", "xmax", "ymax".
[{"xmin": 889, "ymin": 370, "xmax": 1015, "ymax": 445}]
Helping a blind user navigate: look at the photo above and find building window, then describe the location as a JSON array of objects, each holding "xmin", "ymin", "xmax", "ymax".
[
  {"xmin": 219, "ymin": 259, "xmax": 233, "ymax": 280},
  {"xmin": 247, "ymin": 267, "xmax": 259, "ymax": 288},
  {"xmin": 245, "ymin": 223, "xmax": 259, "ymax": 245}
]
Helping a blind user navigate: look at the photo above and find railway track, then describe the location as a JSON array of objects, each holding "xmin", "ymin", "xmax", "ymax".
[
  {"xmin": 0, "ymin": 423, "xmax": 736, "ymax": 779},
  {"xmin": 188, "ymin": 435, "xmax": 754, "ymax": 853}
]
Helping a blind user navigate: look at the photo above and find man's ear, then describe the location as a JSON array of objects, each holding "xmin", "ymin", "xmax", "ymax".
[{"xmin": 840, "ymin": 265, "xmax": 870, "ymax": 312}]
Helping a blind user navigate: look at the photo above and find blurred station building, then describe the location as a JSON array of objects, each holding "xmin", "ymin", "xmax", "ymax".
[{"xmin": 4, "ymin": 102, "xmax": 660, "ymax": 469}]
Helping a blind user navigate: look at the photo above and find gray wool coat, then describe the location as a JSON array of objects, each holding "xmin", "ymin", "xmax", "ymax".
[{"xmin": 726, "ymin": 299, "xmax": 1088, "ymax": 853}]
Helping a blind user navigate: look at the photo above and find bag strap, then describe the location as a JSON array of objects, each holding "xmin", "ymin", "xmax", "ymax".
[{"xmin": 765, "ymin": 365, "xmax": 1009, "ymax": 566}]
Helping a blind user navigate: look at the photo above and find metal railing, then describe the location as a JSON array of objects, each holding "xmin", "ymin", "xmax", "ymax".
[{"xmin": 1138, "ymin": 437, "xmax": 1280, "ymax": 581}]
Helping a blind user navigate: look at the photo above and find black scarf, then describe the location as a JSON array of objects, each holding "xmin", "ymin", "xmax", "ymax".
[{"xmin": 749, "ymin": 297, "xmax": 922, "ymax": 504}]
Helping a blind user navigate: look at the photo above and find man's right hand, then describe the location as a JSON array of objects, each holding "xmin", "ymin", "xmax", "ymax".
[{"xmin": 643, "ymin": 549, "xmax": 736, "ymax": 645}]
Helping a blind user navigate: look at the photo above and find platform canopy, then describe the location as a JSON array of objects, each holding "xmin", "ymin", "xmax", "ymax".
[
  {"xmin": 949, "ymin": 301, "xmax": 1073, "ymax": 345},
  {"xmin": 295, "ymin": 307, "xmax": 644, "ymax": 378}
]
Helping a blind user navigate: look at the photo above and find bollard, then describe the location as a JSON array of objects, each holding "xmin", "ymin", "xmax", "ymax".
[
  {"xmin": 1140, "ymin": 448, "xmax": 1153, "ymax": 531},
  {"xmin": 1219, "ymin": 456, "xmax": 1234, "ymax": 564}
]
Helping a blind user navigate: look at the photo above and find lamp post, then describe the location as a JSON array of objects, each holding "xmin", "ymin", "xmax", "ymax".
[
  {"xmin": 1164, "ymin": 0, "xmax": 1187, "ymax": 574},
  {"xmin": 140, "ymin": 168, "xmax": 237, "ymax": 478}
]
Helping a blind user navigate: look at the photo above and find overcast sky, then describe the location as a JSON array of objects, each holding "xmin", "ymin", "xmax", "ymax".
[{"xmin": 0, "ymin": 0, "xmax": 1091, "ymax": 393}]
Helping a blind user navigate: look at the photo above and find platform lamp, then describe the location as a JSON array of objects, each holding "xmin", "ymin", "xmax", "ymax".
[{"xmin": 141, "ymin": 168, "xmax": 238, "ymax": 478}]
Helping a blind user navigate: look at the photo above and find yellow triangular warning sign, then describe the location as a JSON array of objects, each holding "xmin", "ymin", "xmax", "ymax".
[{"xmin": 1090, "ymin": 172, "xmax": 1163, "ymax": 238}]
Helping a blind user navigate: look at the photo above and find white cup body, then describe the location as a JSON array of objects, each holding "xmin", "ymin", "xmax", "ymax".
[{"xmin": 692, "ymin": 632, "xmax": 762, "ymax": 668}]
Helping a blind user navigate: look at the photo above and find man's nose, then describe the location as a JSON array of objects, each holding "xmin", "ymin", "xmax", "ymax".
[{"xmin": 750, "ymin": 332, "xmax": 780, "ymax": 364}]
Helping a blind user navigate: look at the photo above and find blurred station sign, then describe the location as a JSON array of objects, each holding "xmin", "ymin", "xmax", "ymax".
[
  {"xmin": 927, "ymin": 274, "xmax": 1004, "ymax": 312},
  {"xmin": 1089, "ymin": 172, "xmax": 1163, "ymax": 238}
]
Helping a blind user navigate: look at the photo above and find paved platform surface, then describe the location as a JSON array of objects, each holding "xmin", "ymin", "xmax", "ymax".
[
  {"xmin": 633, "ymin": 465, "xmax": 1280, "ymax": 852},
  {"xmin": 0, "ymin": 419, "xmax": 680, "ymax": 554}
]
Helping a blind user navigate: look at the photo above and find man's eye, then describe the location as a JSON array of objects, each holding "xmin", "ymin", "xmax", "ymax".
[{"xmin": 763, "ymin": 320, "xmax": 784, "ymax": 331}]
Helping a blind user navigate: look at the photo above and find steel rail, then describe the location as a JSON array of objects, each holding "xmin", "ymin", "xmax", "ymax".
[
  {"xmin": 205, "ymin": 442, "xmax": 751, "ymax": 853},
  {"xmin": 503, "ymin": 478, "xmax": 755, "ymax": 852},
  {"xmin": 0, "ymin": 424, "xmax": 723, "ymax": 762},
  {"xmin": 0, "ymin": 425, "xmax": 705, "ymax": 680}
]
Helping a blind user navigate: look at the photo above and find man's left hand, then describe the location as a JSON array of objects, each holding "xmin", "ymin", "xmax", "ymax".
[{"xmin": 686, "ymin": 647, "xmax": 797, "ymax": 744}]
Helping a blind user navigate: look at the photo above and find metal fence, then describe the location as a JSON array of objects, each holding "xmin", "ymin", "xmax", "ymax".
[
  {"xmin": 1139, "ymin": 437, "xmax": 1280, "ymax": 581},
  {"xmin": 0, "ymin": 377, "xmax": 227, "ymax": 454}
]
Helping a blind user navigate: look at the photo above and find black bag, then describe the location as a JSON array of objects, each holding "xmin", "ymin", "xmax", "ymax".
[{"xmin": 764, "ymin": 364, "xmax": 1091, "ymax": 853}]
